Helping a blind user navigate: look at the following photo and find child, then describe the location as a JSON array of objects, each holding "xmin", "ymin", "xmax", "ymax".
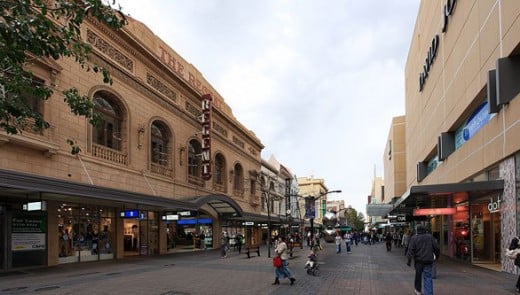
[{"xmin": 305, "ymin": 250, "xmax": 317, "ymax": 269}]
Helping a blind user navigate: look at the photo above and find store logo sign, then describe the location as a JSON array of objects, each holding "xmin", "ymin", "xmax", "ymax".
[{"xmin": 488, "ymin": 196, "xmax": 501, "ymax": 213}]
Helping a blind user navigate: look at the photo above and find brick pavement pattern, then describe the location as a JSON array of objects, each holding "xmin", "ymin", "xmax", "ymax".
[{"xmin": 0, "ymin": 242, "xmax": 518, "ymax": 295}]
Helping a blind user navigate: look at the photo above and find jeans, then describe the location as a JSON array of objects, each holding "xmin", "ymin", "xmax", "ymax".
[
  {"xmin": 336, "ymin": 244, "xmax": 341, "ymax": 253},
  {"xmin": 275, "ymin": 259, "xmax": 293, "ymax": 279},
  {"xmin": 414, "ymin": 262, "xmax": 433, "ymax": 295}
]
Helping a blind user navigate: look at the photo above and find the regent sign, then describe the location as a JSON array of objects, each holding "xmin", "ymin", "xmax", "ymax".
[
  {"xmin": 201, "ymin": 94, "xmax": 212, "ymax": 180},
  {"xmin": 419, "ymin": 0, "xmax": 457, "ymax": 91}
]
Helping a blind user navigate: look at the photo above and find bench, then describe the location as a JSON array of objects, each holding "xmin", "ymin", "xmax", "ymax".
[
  {"xmin": 242, "ymin": 244, "xmax": 260, "ymax": 258},
  {"xmin": 288, "ymin": 242, "xmax": 302, "ymax": 257}
]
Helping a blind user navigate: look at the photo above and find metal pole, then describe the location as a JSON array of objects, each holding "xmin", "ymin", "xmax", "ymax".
[{"xmin": 267, "ymin": 192, "xmax": 271, "ymax": 258}]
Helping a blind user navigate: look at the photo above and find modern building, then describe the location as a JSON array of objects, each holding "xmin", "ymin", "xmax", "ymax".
[
  {"xmin": 387, "ymin": 0, "xmax": 520, "ymax": 273},
  {"xmin": 0, "ymin": 15, "xmax": 271, "ymax": 271}
]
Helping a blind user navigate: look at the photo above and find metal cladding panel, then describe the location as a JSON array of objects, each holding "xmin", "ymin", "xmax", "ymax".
[{"xmin": 496, "ymin": 55, "xmax": 520, "ymax": 105}]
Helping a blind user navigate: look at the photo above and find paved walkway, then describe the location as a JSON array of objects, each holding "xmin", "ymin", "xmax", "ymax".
[{"xmin": 0, "ymin": 241, "xmax": 518, "ymax": 294}]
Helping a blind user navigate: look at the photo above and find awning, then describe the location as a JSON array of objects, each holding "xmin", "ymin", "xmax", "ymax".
[
  {"xmin": 0, "ymin": 168, "xmax": 196, "ymax": 210},
  {"xmin": 182, "ymin": 194, "xmax": 244, "ymax": 217},
  {"xmin": 390, "ymin": 179, "xmax": 504, "ymax": 215},
  {"xmin": 366, "ymin": 204, "xmax": 394, "ymax": 217}
]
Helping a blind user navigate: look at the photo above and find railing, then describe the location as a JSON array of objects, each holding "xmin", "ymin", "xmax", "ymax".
[
  {"xmin": 92, "ymin": 143, "xmax": 128, "ymax": 165},
  {"xmin": 150, "ymin": 162, "xmax": 173, "ymax": 178}
]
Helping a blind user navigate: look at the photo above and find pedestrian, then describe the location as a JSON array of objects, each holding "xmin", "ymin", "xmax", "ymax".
[
  {"xmin": 508, "ymin": 236, "xmax": 520, "ymax": 292},
  {"xmin": 344, "ymin": 232, "xmax": 352, "ymax": 253},
  {"xmin": 220, "ymin": 231, "xmax": 228, "ymax": 258},
  {"xmin": 402, "ymin": 229, "xmax": 412, "ymax": 256},
  {"xmin": 335, "ymin": 232, "xmax": 342, "ymax": 253},
  {"xmin": 406, "ymin": 224, "xmax": 440, "ymax": 295},
  {"xmin": 272, "ymin": 236, "xmax": 296, "ymax": 286},
  {"xmin": 385, "ymin": 232, "xmax": 393, "ymax": 252}
]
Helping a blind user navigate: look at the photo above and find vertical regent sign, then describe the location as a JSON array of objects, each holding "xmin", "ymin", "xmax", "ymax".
[
  {"xmin": 418, "ymin": 0, "xmax": 457, "ymax": 92},
  {"xmin": 201, "ymin": 94, "xmax": 212, "ymax": 180}
]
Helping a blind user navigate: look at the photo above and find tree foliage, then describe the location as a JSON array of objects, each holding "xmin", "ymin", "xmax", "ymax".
[
  {"xmin": 0, "ymin": 0, "xmax": 126, "ymax": 152},
  {"xmin": 342, "ymin": 207, "xmax": 365, "ymax": 231}
]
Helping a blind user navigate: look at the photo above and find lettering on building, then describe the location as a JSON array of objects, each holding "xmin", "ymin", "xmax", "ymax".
[
  {"xmin": 418, "ymin": 0, "xmax": 457, "ymax": 92},
  {"xmin": 201, "ymin": 94, "xmax": 212, "ymax": 180},
  {"xmin": 159, "ymin": 46, "xmax": 223, "ymax": 110}
]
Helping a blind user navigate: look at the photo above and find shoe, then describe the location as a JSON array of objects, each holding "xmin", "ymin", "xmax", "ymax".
[
  {"xmin": 272, "ymin": 278, "xmax": 280, "ymax": 285},
  {"xmin": 414, "ymin": 290, "xmax": 421, "ymax": 295},
  {"xmin": 290, "ymin": 278, "xmax": 296, "ymax": 285}
]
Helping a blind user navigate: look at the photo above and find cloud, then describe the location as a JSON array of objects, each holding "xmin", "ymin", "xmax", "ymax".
[{"xmin": 117, "ymin": 0, "xmax": 420, "ymax": 216}]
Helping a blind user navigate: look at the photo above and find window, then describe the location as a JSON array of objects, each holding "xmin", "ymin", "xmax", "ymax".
[
  {"xmin": 151, "ymin": 122, "xmax": 169, "ymax": 166},
  {"xmin": 93, "ymin": 92, "xmax": 122, "ymax": 151},
  {"xmin": 233, "ymin": 163, "xmax": 244, "ymax": 192},
  {"xmin": 188, "ymin": 140, "xmax": 202, "ymax": 177},
  {"xmin": 214, "ymin": 153, "xmax": 226, "ymax": 185}
]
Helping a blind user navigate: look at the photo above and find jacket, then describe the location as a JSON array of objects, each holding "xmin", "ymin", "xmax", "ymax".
[
  {"xmin": 406, "ymin": 225, "xmax": 440, "ymax": 264},
  {"xmin": 275, "ymin": 241, "xmax": 289, "ymax": 260}
]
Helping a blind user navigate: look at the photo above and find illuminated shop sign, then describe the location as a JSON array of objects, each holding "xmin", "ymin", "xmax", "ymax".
[
  {"xmin": 120, "ymin": 210, "xmax": 139, "ymax": 218},
  {"xmin": 177, "ymin": 218, "xmax": 213, "ymax": 225},
  {"xmin": 201, "ymin": 93, "xmax": 212, "ymax": 180},
  {"xmin": 454, "ymin": 101, "xmax": 492, "ymax": 149},
  {"xmin": 488, "ymin": 196, "xmax": 501, "ymax": 213},
  {"xmin": 419, "ymin": 0, "xmax": 457, "ymax": 91},
  {"xmin": 413, "ymin": 208, "xmax": 456, "ymax": 216}
]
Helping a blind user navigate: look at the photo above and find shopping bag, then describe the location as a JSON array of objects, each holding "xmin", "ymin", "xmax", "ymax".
[{"xmin": 273, "ymin": 256, "xmax": 283, "ymax": 268}]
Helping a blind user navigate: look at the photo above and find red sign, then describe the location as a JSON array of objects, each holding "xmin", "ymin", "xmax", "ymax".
[
  {"xmin": 201, "ymin": 94, "xmax": 212, "ymax": 180},
  {"xmin": 413, "ymin": 208, "xmax": 456, "ymax": 216}
]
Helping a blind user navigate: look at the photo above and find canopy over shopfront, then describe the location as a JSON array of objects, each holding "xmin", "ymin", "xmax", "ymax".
[
  {"xmin": 0, "ymin": 168, "xmax": 196, "ymax": 211},
  {"xmin": 390, "ymin": 180, "xmax": 504, "ymax": 216},
  {"xmin": 182, "ymin": 194, "xmax": 244, "ymax": 218}
]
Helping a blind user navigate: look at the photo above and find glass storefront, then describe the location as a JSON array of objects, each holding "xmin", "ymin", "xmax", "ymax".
[
  {"xmin": 173, "ymin": 213, "xmax": 213, "ymax": 250},
  {"xmin": 471, "ymin": 196, "xmax": 501, "ymax": 264},
  {"xmin": 57, "ymin": 203, "xmax": 115, "ymax": 264},
  {"xmin": 123, "ymin": 210, "xmax": 159, "ymax": 256}
]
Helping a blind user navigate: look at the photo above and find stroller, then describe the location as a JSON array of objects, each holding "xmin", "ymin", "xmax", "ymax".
[{"xmin": 304, "ymin": 251, "xmax": 320, "ymax": 276}]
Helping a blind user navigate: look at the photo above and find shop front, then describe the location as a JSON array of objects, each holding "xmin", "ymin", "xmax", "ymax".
[
  {"xmin": 57, "ymin": 202, "xmax": 115, "ymax": 264},
  {"xmin": 390, "ymin": 180, "xmax": 505, "ymax": 270},
  {"xmin": 122, "ymin": 210, "xmax": 160, "ymax": 256}
]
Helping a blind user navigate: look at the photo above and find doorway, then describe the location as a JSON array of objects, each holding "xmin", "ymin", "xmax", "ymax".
[{"xmin": 471, "ymin": 197, "xmax": 501, "ymax": 269}]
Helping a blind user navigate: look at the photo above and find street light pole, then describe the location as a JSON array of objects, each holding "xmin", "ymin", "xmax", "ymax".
[{"xmin": 308, "ymin": 190, "xmax": 342, "ymax": 247}]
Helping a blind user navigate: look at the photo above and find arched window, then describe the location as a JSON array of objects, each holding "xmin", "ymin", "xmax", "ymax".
[
  {"xmin": 188, "ymin": 139, "xmax": 202, "ymax": 177},
  {"xmin": 93, "ymin": 92, "xmax": 122, "ymax": 151},
  {"xmin": 151, "ymin": 121, "xmax": 169, "ymax": 166},
  {"xmin": 214, "ymin": 153, "xmax": 226, "ymax": 185},
  {"xmin": 233, "ymin": 163, "xmax": 244, "ymax": 192}
]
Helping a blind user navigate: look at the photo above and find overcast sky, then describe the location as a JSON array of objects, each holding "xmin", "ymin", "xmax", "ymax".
[{"xmin": 116, "ymin": 0, "xmax": 421, "ymax": 216}]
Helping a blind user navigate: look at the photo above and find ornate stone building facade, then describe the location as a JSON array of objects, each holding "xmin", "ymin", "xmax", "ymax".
[{"xmin": 0, "ymin": 15, "xmax": 266, "ymax": 270}]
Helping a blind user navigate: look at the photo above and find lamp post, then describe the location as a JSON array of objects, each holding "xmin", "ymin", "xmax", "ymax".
[{"xmin": 307, "ymin": 190, "xmax": 342, "ymax": 245}]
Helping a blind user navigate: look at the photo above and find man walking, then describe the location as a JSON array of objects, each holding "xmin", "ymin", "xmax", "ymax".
[{"xmin": 406, "ymin": 224, "xmax": 440, "ymax": 295}]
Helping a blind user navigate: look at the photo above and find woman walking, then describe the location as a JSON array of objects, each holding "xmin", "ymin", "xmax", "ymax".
[{"xmin": 272, "ymin": 236, "xmax": 296, "ymax": 286}]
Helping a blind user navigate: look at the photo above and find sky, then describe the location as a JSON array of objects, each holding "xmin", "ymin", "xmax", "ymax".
[{"xmin": 115, "ymin": 0, "xmax": 421, "ymax": 216}]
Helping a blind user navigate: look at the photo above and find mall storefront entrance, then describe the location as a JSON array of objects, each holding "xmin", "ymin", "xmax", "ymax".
[
  {"xmin": 470, "ymin": 196, "xmax": 501, "ymax": 267},
  {"xmin": 122, "ymin": 211, "xmax": 159, "ymax": 256}
]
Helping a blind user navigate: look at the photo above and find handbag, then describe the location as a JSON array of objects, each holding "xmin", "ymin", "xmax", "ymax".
[{"xmin": 273, "ymin": 256, "xmax": 283, "ymax": 268}]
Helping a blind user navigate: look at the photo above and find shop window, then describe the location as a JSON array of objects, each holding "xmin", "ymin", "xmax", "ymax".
[{"xmin": 57, "ymin": 204, "xmax": 114, "ymax": 264}]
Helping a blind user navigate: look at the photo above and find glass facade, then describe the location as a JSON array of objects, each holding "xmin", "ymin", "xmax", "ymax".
[{"xmin": 57, "ymin": 203, "xmax": 115, "ymax": 264}]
